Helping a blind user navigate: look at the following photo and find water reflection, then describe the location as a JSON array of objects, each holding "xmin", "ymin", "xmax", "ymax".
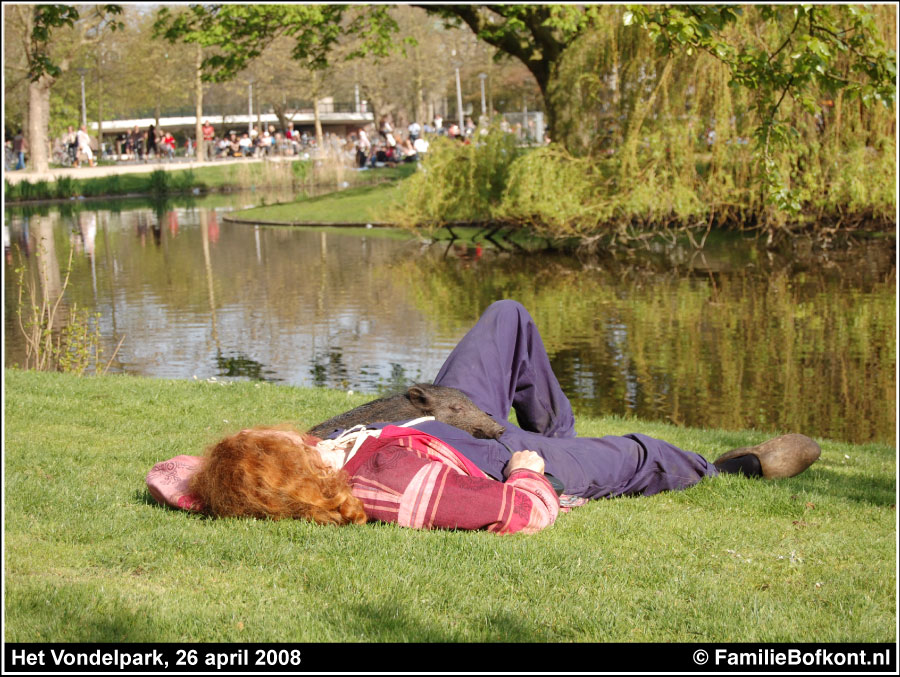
[{"xmin": 3, "ymin": 198, "xmax": 895, "ymax": 445}]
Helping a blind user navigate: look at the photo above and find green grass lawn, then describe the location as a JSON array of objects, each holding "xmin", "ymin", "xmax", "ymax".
[
  {"xmin": 233, "ymin": 165, "xmax": 415, "ymax": 225},
  {"xmin": 234, "ymin": 182, "xmax": 406, "ymax": 224},
  {"xmin": 4, "ymin": 369, "xmax": 896, "ymax": 643}
]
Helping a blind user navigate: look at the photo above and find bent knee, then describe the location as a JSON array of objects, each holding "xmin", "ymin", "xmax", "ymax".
[{"xmin": 485, "ymin": 299, "xmax": 529, "ymax": 320}]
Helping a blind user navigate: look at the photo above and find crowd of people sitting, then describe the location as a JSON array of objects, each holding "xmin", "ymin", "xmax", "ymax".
[
  {"xmin": 47, "ymin": 113, "xmax": 495, "ymax": 169},
  {"xmin": 351, "ymin": 114, "xmax": 485, "ymax": 169},
  {"xmin": 111, "ymin": 124, "xmax": 178, "ymax": 162},
  {"xmin": 201, "ymin": 120, "xmax": 353, "ymax": 161},
  {"xmin": 194, "ymin": 114, "xmax": 469, "ymax": 168}
]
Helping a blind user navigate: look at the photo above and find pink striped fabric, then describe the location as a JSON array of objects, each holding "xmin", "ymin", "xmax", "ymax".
[{"xmin": 344, "ymin": 427, "xmax": 559, "ymax": 534}]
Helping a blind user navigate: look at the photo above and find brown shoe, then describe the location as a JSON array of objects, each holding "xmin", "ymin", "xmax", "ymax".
[{"xmin": 714, "ymin": 434, "xmax": 821, "ymax": 479}]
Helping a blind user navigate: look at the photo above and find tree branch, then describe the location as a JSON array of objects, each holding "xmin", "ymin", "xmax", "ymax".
[
  {"xmin": 768, "ymin": 10, "xmax": 801, "ymax": 64},
  {"xmin": 419, "ymin": 5, "xmax": 550, "ymax": 92},
  {"xmin": 770, "ymin": 73, "xmax": 796, "ymax": 118},
  {"xmin": 521, "ymin": 6, "xmax": 563, "ymax": 64}
]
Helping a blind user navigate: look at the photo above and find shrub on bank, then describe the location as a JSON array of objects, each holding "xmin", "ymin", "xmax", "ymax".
[
  {"xmin": 393, "ymin": 130, "xmax": 520, "ymax": 230},
  {"xmin": 397, "ymin": 127, "xmax": 895, "ymax": 243}
]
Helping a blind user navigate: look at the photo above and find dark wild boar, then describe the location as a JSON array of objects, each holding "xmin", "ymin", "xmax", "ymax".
[{"xmin": 309, "ymin": 384, "xmax": 505, "ymax": 440}]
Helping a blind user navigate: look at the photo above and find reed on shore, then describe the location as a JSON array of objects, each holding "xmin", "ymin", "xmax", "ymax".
[{"xmin": 3, "ymin": 154, "xmax": 383, "ymax": 204}]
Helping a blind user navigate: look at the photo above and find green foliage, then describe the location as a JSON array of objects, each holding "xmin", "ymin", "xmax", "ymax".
[
  {"xmin": 432, "ymin": 5, "xmax": 894, "ymax": 221},
  {"xmin": 103, "ymin": 173, "xmax": 122, "ymax": 196},
  {"xmin": 47, "ymin": 93, "xmax": 80, "ymax": 141},
  {"xmin": 4, "ymin": 160, "xmax": 335, "ymax": 203},
  {"xmin": 53, "ymin": 175, "xmax": 77, "ymax": 199},
  {"xmin": 54, "ymin": 305, "xmax": 105, "ymax": 376},
  {"xmin": 389, "ymin": 5, "xmax": 896, "ymax": 239},
  {"xmin": 627, "ymin": 5, "xmax": 895, "ymax": 108},
  {"xmin": 399, "ymin": 110, "xmax": 893, "ymax": 241},
  {"xmin": 15, "ymin": 179, "xmax": 53, "ymax": 202},
  {"xmin": 28, "ymin": 5, "xmax": 81, "ymax": 80},
  {"xmin": 394, "ymin": 130, "xmax": 520, "ymax": 231},
  {"xmin": 27, "ymin": 5, "xmax": 123, "ymax": 81},
  {"xmin": 148, "ymin": 169, "xmax": 170, "ymax": 196},
  {"xmin": 153, "ymin": 5, "xmax": 398, "ymax": 82},
  {"xmin": 172, "ymin": 168, "xmax": 196, "ymax": 192},
  {"xmin": 625, "ymin": 4, "xmax": 897, "ymax": 216},
  {"xmin": 429, "ymin": 5, "xmax": 604, "ymax": 97},
  {"xmin": 291, "ymin": 159, "xmax": 309, "ymax": 181},
  {"xmin": 500, "ymin": 146, "xmax": 604, "ymax": 236}
]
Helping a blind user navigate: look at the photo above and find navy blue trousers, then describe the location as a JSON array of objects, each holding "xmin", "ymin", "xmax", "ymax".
[{"xmin": 423, "ymin": 300, "xmax": 718, "ymax": 499}]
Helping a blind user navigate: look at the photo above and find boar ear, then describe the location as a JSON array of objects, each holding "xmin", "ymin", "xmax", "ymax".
[{"xmin": 407, "ymin": 385, "xmax": 432, "ymax": 409}]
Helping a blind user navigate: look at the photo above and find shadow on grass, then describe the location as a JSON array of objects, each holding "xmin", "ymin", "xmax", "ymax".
[
  {"xmin": 343, "ymin": 600, "xmax": 552, "ymax": 642},
  {"xmin": 135, "ymin": 489, "xmax": 159, "ymax": 507},
  {"xmin": 7, "ymin": 583, "xmax": 163, "ymax": 642},
  {"xmin": 712, "ymin": 433, "xmax": 895, "ymax": 508},
  {"xmin": 133, "ymin": 488, "xmax": 211, "ymax": 518},
  {"xmin": 786, "ymin": 466, "xmax": 896, "ymax": 508}
]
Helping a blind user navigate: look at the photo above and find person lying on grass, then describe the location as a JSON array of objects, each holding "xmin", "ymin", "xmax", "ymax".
[{"xmin": 147, "ymin": 300, "xmax": 821, "ymax": 534}]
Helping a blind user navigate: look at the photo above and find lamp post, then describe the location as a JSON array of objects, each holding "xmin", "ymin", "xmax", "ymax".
[
  {"xmin": 248, "ymin": 78, "xmax": 254, "ymax": 137},
  {"xmin": 523, "ymin": 95, "xmax": 529, "ymax": 143},
  {"xmin": 478, "ymin": 73, "xmax": 487, "ymax": 116},
  {"xmin": 77, "ymin": 68, "xmax": 88, "ymax": 129},
  {"xmin": 451, "ymin": 50, "xmax": 464, "ymax": 132}
]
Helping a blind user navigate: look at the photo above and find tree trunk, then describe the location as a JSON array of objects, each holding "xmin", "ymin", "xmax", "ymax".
[
  {"xmin": 28, "ymin": 75, "xmax": 53, "ymax": 173},
  {"xmin": 313, "ymin": 98, "xmax": 323, "ymax": 150},
  {"xmin": 272, "ymin": 103, "xmax": 289, "ymax": 136},
  {"xmin": 96, "ymin": 71, "xmax": 103, "ymax": 154},
  {"xmin": 195, "ymin": 44, "xmax": 204, "ymax": 162},
  {"xmin": 537, "ymin": 78, "xmax": 560, "ymax": 146},
  {"xmin": 414, "ymin": 71, "xmax": 425, "ymax": 125},
  {"xmin": 312, "ymin": 71, "xmax": 323, "ymax": 149},
  {"xmin": 610, "ymin": 26, "xmax": 622, "ymax": 147}
]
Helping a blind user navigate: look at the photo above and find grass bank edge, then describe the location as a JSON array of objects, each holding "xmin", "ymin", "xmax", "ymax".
[{"xmin": 3, "ymin": 161, "xmax": 412, "ymax": 204}]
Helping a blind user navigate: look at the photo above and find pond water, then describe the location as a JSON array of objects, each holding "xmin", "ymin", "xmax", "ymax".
[{"xmin": 4, "ymin": 194, "xmax": 896, "ymax": 445}]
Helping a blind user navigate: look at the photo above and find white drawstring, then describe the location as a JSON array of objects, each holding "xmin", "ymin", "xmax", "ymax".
[{"xmin": 315, "ymin": 417, "xmax": 436, "ymax": 467}]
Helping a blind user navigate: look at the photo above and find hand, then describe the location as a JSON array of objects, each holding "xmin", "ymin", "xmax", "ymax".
[{"xmin": 504, "ymin": 450, "xmax": 545, "ymax": 477}]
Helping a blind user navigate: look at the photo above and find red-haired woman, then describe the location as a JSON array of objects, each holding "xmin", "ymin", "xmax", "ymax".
[
  {"xmin": 148, "ymin": 423, "xmax": 558, "ymax": 535},
  {"xmin": 148, "ymin": 300, "xmax": 820, "ymax": 534}
]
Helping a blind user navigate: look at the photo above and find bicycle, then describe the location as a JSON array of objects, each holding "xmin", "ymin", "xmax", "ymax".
[{"xmin": 51, "ymin": 145, "xmax": 77, "ymax": 168}]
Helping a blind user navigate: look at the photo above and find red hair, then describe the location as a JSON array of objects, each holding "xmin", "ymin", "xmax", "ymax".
[{"xmin": 189, "ymin": 426, "xmax": 367, "ymax": 526}]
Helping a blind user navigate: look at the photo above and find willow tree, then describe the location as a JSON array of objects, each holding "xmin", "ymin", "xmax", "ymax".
[
  {"xmin": 624, "ymin": 4, "xmax": 896, "ymax": 214},
  {"xmin": 426, "ymin": 5, "xmax": 895, "ymax": 212},
  {"xmin": 507, "ymin": 8, "xmax": 893, "ymax": 239}
]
